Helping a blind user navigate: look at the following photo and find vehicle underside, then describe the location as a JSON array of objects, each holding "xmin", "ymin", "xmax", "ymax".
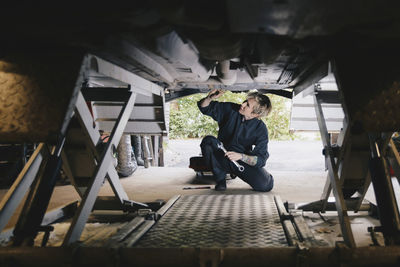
[{"xmin": 1, "ymin": 1, "xmax": 400, "ymax": 266}]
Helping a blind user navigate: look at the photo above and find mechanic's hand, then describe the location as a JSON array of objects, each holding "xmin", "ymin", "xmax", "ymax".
[
  {"xmin": 225, "ymin": 151, "xmax": 242, "ymax": 161},
  {"xmin": 208, "ymin": 89, "xmax": 224, "ymax": 99}
]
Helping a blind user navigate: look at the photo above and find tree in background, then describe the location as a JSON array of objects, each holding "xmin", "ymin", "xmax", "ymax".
[{"xmin": 169, "ymin": 91, "xmax": 296, "ymax": 140}]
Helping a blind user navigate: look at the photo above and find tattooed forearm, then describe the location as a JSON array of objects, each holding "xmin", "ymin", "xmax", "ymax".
[{"xmin": 241, "ymin": 154, "xmax": 258, "ymax": 166}]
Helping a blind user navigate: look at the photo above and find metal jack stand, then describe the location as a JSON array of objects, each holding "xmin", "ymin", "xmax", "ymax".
[
  {"xmin": 307, "ymin": 116, "xmax": 373, "ymax": 215},
  {"xmin": 62, "ymin": 87, "xmax": 148, "ymax": 245},
  {"xmin": 0, "ymin": 54, "xmax": 155, "ymax": 247},
  {"xmin": 0, "ymin": 52, "xmax": 90, "ymax": 246},
  {"xmin": 299, "ymin": 82, "xmax": 377, "ymax": 248},
  {"xmin": 312, "ymin": 86, "xmax": 356, "ymax": 247}
]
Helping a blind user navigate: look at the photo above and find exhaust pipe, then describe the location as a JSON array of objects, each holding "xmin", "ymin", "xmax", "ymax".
[{"xmin": 216, "ymin": 60, "xmax": 237, "ymax": 85}]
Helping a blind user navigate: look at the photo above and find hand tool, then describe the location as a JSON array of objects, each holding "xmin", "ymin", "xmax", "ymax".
[
  {"xmin": 217, "ymin": 143, "xmax": 245, "ymax": 172},
  {"xmin": 183, "ymin": 186, "xmax": 212, "ymax": 190}
]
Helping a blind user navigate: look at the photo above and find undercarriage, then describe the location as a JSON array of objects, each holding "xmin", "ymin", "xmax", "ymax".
[{"xmin": 1, "ymin": 1, "xmax": 400, "ymax": 266}]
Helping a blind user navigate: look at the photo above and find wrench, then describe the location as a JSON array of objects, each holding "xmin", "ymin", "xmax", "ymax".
[{"xmin": 217, "ymin": 143, "xmax": 245, "ymax": 172}]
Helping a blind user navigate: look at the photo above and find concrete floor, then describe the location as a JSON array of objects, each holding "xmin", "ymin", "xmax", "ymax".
[
  {"xmin": 0, "ymin": 167, "xmax": 326, "ymax": 229},
  {"xmin": 0, "ymin": 139, "xmax": 381, "ymax": 247},
  {"xmin": 0, "ymin": 166, "xmax": 384, "ymax": 248},
  {"xmin": 0, "ymin": 140, "xmax": 328, "ymax": 231},
  {"xmin": 165, "ymin": 139, "xmax": 325, "ymax": 172},
  {"xmin": 101, "ymin": 167, "xmax": 327, "ymax": 203}
]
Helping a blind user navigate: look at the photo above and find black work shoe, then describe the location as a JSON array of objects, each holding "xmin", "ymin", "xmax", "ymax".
[{"xmin": 215, "ymin": 179, "xmax": 227, "ymax": 191}]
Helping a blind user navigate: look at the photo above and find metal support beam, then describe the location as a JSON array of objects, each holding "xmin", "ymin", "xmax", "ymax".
[
  {"xmin": 92, "ymin": 55, "xmax": 164, "ymax": 97},
  {"xmin": 319, "ymin": 173, "xmax": 332, "ymax": 212},
  {"xmin": 353, "ymin": 172, "xmax": 372, "ymax": 212},
  {"xmin": 12, "ymin": 141, "xmax": 66, "ymax": 246},
  {"xmin": 368, "ymin": 133, "xmax": 400, "ymax": 245},
  {"xmin": 63, "ymin": 91, "xmax": 136, "ymax": 246},
  {"xmin": 124, "ymin": 220, "xmax": 155, "ymax": 247},
  {"xmin": 60, "ymin": 151, "xmax": 85, "ymax": 198},
  {"xmin": 298, "ymin": 199, "xmax": 372, "ymax": 212},
  {"xmin": 293, "ymin": 61, "xmax": 329, "ymax": 96},
  {"xmin": 153, "ymin": 136, "xmax": 159, "ymax": 167},
  {"xmin": 165, "ymin": 89, "xmax": 202, "ymax": 102},
  {"xmin": 274, "ymin": 196, "xmax": 300, "ymax": 246},
  {"xmin": 319, "ymin": 118, "xmax": 349, "ymax": 212},
  {"xmin": 105, "ymin": 217, "xmax": 145, "ymax": 247},
  {"xmin": 257, "ymin": 89, "xmax": 293, "ymax": 99},
  {"xmin": 74, "ymin": 91, "xmax": 134, "ymax": 205},
  {"xmin": 11, "ymin": 54, "xmax": 90, "ymax": 246},
  {"xmin": 0, "ymin": 144, "xmax": 46, "ymax": 233},
  {"xmin": 74, "ymin": 92, "xmax": 101, "ymax": 146},
  {"xmin": 390, "ymin": 138, "xmax": 400, "ymax": 168},
  {"xmin": 81, "ymin": 87, "xmax": 131, "ymax": 102},
  {"xmin": 312, "ymin": 91, "xmax": 340, "ymax": 104},
  {"xmin": 106, "ymin": 165, "xmax": 129, "ymax": 204},
  {"xmin": 313, "ymin": 92, "xmax": 356, "ymax": 247},
  {"xmin": 0, "ymin": 201, "xmax": 78, "ymax": 242}
]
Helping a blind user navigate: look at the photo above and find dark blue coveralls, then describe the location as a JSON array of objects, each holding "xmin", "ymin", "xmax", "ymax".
[{"xmin": 198, "ymin": 100, "xmax": 274, "ymax": 192}]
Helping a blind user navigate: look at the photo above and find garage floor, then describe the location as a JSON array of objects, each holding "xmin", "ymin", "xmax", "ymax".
[
  {"xmin": 0, "ymin": 167, "xmax": 326, "ymax": 230},
  {"xmin": 0, "ymin": 166, "xmax": 382, "ymax": 247}
]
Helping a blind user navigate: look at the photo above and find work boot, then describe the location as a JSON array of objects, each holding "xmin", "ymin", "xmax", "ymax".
[{"xmin": 215, "ymin": 179, "xmax": 226, "ymax": 191}]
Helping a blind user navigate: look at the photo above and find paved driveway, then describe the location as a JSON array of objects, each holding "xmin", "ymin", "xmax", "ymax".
[{"xmin": 164, "ymin": 139, "xmax": 325, "ymax": 172}]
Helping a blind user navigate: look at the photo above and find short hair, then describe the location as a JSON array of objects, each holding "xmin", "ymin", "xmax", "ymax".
[{"xmin": 247, "ymin": 92, "xmax": 272, "ymax": 117}]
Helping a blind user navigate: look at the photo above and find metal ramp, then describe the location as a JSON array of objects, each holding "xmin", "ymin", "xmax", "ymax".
[{"xmin": 135, "ymin": 194, "xmax": 288, "ymax": 248}]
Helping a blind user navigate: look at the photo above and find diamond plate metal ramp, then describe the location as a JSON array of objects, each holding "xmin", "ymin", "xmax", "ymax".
[{"xmin": 135, "ymin": 194, "xmax": 288, "ymax": 248}]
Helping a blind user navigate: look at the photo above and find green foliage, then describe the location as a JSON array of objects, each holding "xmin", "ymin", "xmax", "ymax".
[
  {"xmin": 262, "ymin": 94, "xmax": 296, "ymax": 140},
  {"xmin": 169, "ymin": 93, "xmax": 217, "ymax": 139},
  {"xmin": 168, "ymin": 91, "xmax": 296, "ymax": 140}
]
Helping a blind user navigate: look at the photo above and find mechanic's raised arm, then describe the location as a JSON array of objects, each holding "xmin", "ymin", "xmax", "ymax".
[{"xmin": 200, "ymin": 89, "xmax": 224, "ymax": 108}]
